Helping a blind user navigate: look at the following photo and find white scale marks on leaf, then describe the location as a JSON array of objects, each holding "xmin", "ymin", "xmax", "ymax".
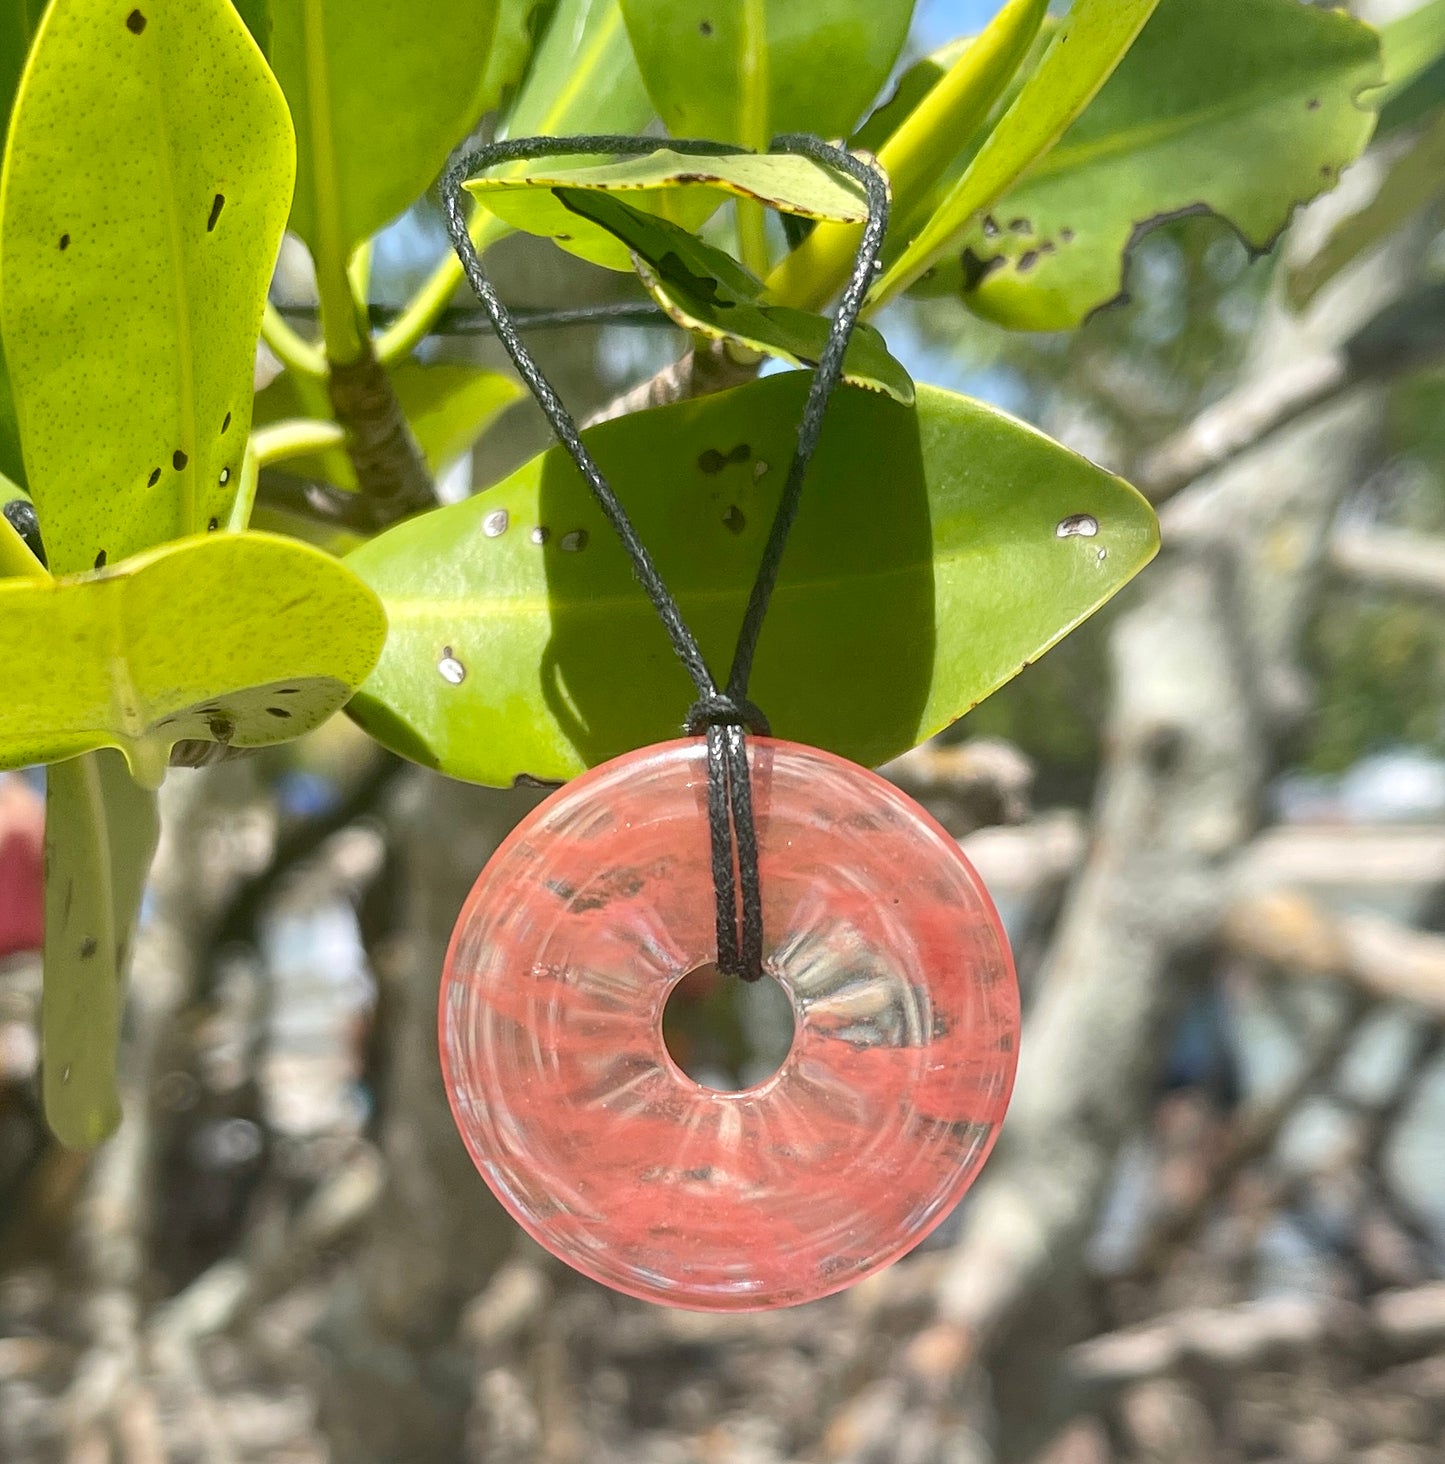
[
  {"xmin": 438, "ymin": 646, "xmax": 467, "ymax": 685},
  {"xmin": 483, "ymin": 509, "xmax": 510, "ymax": 539},
  {"xmin": 1056, "ymin": 513, "xmax": 1099, "ymax": 539}
]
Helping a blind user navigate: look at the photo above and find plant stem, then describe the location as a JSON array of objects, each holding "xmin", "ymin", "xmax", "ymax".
[
  {"xmin": 767, "ymin": 0, "xmax": 1050, "ymax": 312},
  {"xmin": 262, "ymin": 302, "xmax": 327, "ymax": 378},
  {"xmin": 251, "ymin": 417, "xmax": 349, "ymax": 468},
  {"xmin": 375, "ymin": 210, "xmax": 512, "ymax": 365}
]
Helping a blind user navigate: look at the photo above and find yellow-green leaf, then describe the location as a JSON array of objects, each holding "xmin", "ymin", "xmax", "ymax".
[
  {"xmin": 0, "ymin": 0, "xmax": 295, "ymax": 573},
  {"xmin": 42, "ymin": 749, "xmax": 158, "ymax": 1149},
  {"xmin": 0, "ymin": 531, "xmax": 387, "ymax": 780},
  {"xmin": 871, "ymin": 0, "xmax": 1161, "ymax": 308}
]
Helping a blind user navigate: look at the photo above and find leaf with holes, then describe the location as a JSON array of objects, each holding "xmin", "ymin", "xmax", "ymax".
[
  {"xmin": 271, "ymin": 0, "xmax": 499, "ymax": 266},
  {"xmin": 912, "ymin": 0, "xmax": 1381, "ymax": 331},
  {"xmin": 0, "ymin": 0, "xmax": 294, "ymax": 574},
  {"xmin": 254, "ymin": 359, "xmax": 523, "ymax": 490},
  {"xmin": 42, "ymin": 750, "xmax": 159, "ymax": 1149},
  {"xmin": 345, "ymin": 373, "xmax": 1158, "ymax": 786},
  {"xmin": 468, "ymin": 148, "xmax": 868, "ymax": 271},
  {"xmin": 0, "ymin": 532, "xmax": 386, "ymax": 783},
  {"xmin": 871, "ymin": 0, "xmax": 1162, "ymax": 308},
  {"xmin": 559, "ymin": 189, "xmax": 913, "ymax": 402},
  {"xmin": 619, "ymin": 0, "xmax": 914, "ymax": 146}
]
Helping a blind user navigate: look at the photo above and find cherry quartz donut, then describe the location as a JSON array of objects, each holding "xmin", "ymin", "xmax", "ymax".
[{"xmin": 441, "ymin": 738, "xmax": 1019, "ymax": 1311}]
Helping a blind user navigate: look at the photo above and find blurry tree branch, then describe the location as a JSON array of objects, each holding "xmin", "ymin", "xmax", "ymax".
[
  {"xmin": 1069, "ymin": 1283, "xmax": 1445, "ymax": 1394},
  {"xmin": 1226, "ymin": 888, "xmax": 1445, "ymax": 1015},
  {"xmin": 1330, "ymin": 523, "xmax": 1445, "ymax": 600}
]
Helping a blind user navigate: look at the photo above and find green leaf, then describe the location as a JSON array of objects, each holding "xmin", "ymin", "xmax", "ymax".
[
  {"xmin": 0, "ymin": 0, "xmax": 45, "ymax": 124},
  {"xmin": 0, "ymin": 531, "xmax": 387, "ymax": 782},
  {"xmin": 477, "ymin": 0, "xmax": 549, "ymax": 119},
  {"xmin": 871, "ymin": 0, "xmax": 1162, "ymax": 308},
  {"xmin": 345, "ymin": 373, "xmax": 1157, "ymax": 785},
  {"xmin": 918, "ymin": 0, "xmax": 1381, "ymax": 332},
  {"xmin": 0, "ymin": 0, "xmax": 295, "ymax": 574},
  {"xmin": 504, "ymin": 0, "xmax": 649, "ymax": 138},
  {"xmin": 559, "ymin": 189, "xmax": 913, "ymax": 402},
  {"xmin": 619, "ymin": 0, "xmax": 914, "ymax": 146},
  {"xmin": 270, "ymin": 0, "xmax": 499, "ymax": 265},
  {"xmin": 42, "ymin": 750, "xmax": 159, "ymax": 1149},
  {"xmin": 255, "ymin": 360, "xmax": 521, "ymax": 489},
  {"xmin": 467, "ymin": 148, "xmax": 867, "ymax": 272},
  {"xmin": 230, "ymin": 0, "xmax": 271, "ymax": 56},
  {"xmin": 851, "ymin": 38, "xmax": 969, "ymax": 157},
  {"xmin": 1377, "ymin": 0, "xmax": 1445, "ymax": 133},
  {"xmin": 1288, "ymin": 110, "xmax": 1445, "ymax": 313}
]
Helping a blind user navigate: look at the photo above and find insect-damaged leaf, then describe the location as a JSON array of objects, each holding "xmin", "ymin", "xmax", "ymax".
[
  {"xmin": 0, "ymin": 532, "xmax": 386, "ymax": 783},
  {"xmin": 345, "ymin": 373, "xmax": 1158, "ymax": 786},
  {"xmin": 0, "ymin": 0, "xmax": 294, "ymax": 572},
  {"xmin": 915, "ymin": 0, "xmax": 1381, "ymax": 331},
  {"xmin": 558, "ymin": 189, "xmax": 913, "ymax": 403},
  {"xmin": 467, "ymin": 148, "xmax": 867, "ymax": 271}
]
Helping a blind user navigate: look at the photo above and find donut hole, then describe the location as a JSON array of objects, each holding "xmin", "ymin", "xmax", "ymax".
[{"xmin": 662, "ymin": 963, "xmax": 796, "ymax": 1092}]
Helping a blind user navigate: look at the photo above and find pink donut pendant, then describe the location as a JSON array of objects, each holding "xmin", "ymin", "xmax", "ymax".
[{"xmin": 441, "ymin": 738, "xmax": 1019, "ymax": 1311}]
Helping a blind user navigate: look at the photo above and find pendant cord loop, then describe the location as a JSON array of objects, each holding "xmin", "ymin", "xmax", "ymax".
[{"xmin": 441, "ymin": 132, "xmax": 889, "ymax": 981}]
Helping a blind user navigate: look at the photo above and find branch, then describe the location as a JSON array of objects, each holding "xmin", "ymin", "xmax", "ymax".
[
  {"xmin": 1330, "ymin": 523, "xmax": 1445, "ymax": 600},
  {"xmin": 1069, "ymin": 1283, "xmax": 1445, "ymax": 1394},
  {"xmin": 1225, "ymin": 887, "xmax": 1445, "ymax": 1015},
  {"xmin": 583, "ymin": 337, "xmax": 761, "ymax": 427},
  {"xmin": 327, "ymin": 340, "xmax": 437, "ymax": 527}
]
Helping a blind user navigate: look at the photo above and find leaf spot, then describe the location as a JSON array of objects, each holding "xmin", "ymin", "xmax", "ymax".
[
  {"xmin": 207, "ymin": 517, "xmax": 219, "ymax": 532},
  {"xmin": 93, "ymin": 550, "xmax": 106, "ymax": 569},
  {"xmin": 753, "ymin": 459, "xmax": 770, "ymax": 480},
  {"xmin": 1008, "ymin": 217, "xmax": 1031, "ymax": 234},
  {"xmin": 208, "ymin": 714, "xmax": 235, "ymax": 742},
  {"xmin": 1056, "ymin": 514, "xmax": 1099, "ymax": 539},
  {"xmin": 1307, "ymin": 97, "xmax": 1321, "ymax": 110},
  {"xmin": 58, "ymin": 233, "xmax": 70, "ymax": 251},
  {"xmin": 61, "ymin": 1065, "xmax": 72, "ymax": 1084},
  {"xmin": 1096, "ymin": 546, "xmax": 1108, "ymax": 564},
  {"xmin": 125, "ymin": 9, "xmax": 146, "ymax": 34},
  {"xmin": 148, "ymin": 467, "xmax": 161, "ymax": 486},
  {"xmin": 207, "ymin": 193, "xmax": 225, "ymax": 232},
  {"xmin": 438, "ymin": 647, "xmax": 466, "ymax": 685},
  {"xmin": 982, "ymin": 215, "xmax": 1000, "ymax": 238},
  {"xmin": 222, "ymin": 411, "xmax": 232, "ymax": 434},
  {"xmin": 173, "ymin": 449, "xmax": 188, "ymax": 471},
  {"xmin": 699, "ymin": 18, "xmax": 713, "ymax": 36},
  {"xmin": 698, "ymin": 443, "xmax": 751, "ymax": 474},
  {"xmin": 219, "ymin": 467, "xmax": 230, "ymax": 486},
  {"xmin": 80, "ymin": 937, "xmax": 98, "ymax": 959},
  {"xmin": 483, "ymin": 508, "xmax": 510, "ymax": 539},
  {"xmin": 960, "ymin": 247, "xmax": 1004, "ymax": 293},
  {"xmin": 266, "ymin": 707, "xmax": 291, "ymax": 719},
  {"xmin": 530, "ymin": 526, "xmax": 550, "ymax": 546},
  {"xmin": 722, "ymin": 505, "xmax": 746, "ymax": 534},
  {"xmin": 560, "ymin": 529, "xmax": 589, "ymax": 553},
  {"xmin": 1060, "ymin": 227, "xmax": 1075, "ymax": 243}
]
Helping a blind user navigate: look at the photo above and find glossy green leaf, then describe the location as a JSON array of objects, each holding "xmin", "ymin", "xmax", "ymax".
[
  {"xmin": 42, "ymin": 749, "xmax": 159, "ymax": 1149},
  {"xmin": 255, "ymin": 360, "xmax": 521, "ymax": 489},
  {"xmin": 0, "ymin": 0, "xmax": 295, "ymax": 574},
  {"xmin": 851, "ymin": 38, "xmax": 968, "ymax": 156},
  {"xmin": 1288, "ymin": 110, "xmax": 1445, "ymax": 313},
  {"xmin": 0, "ymin": 532, "xmax": 387, "ymax": 781},
  {"xmin": 270, "ymin": 0, "xmax": 499, "ymax": 263},
  {"xmin": 468, "ymin": 149, "xmax": 867, "ymax": 271},
  {"xmin": 560, "ymin": 189, "xmax": 913, "ymax": 402},
  {"xmin": 346, "ymin": 373, "xmax": 1158, "ymax": 785},
  {"xmin": 619, "ymin": 0, "xmax": 913, "ymax": 146},
  {"xmin": 915, "ymin": 0, "xmax": 1381, "ymax": 332},
  {"xmin": 872, "ymin": 0, "xmax": 1161, "ymax": 308}
]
